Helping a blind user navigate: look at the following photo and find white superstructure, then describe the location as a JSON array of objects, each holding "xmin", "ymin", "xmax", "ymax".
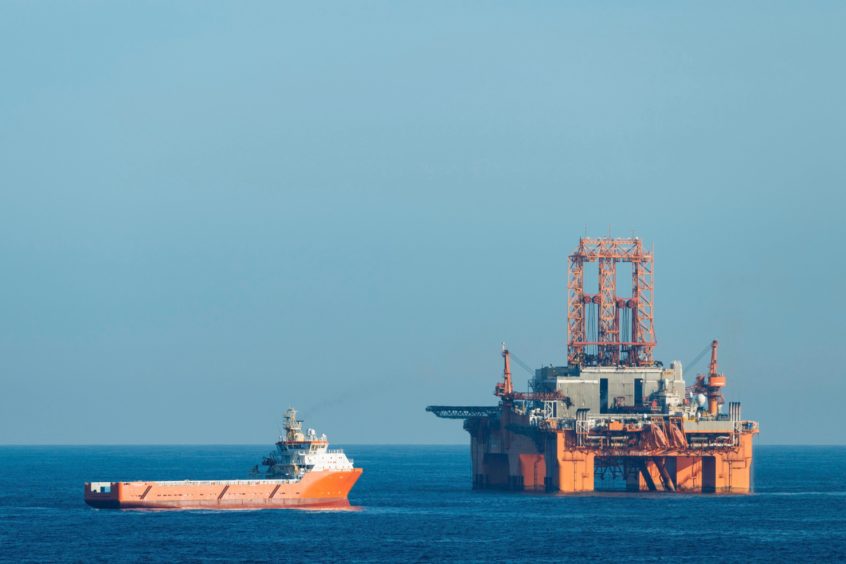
[{"xmin": 260, "ymin": 408, "xmax": 354, "ymax": 479}]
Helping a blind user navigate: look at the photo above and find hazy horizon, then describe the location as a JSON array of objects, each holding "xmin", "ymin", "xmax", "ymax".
[
  {"xmin": 3, "ymin": 442, "xmax": 845, "ymax": 447},
  {"xmin": 2, "ymin": 1, "xmax": 844, "ymax": 445}
]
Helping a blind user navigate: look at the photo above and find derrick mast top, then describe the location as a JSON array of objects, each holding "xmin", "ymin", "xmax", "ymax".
[{"xmin": 567, "ymin": 237, "xmax": 656, "ymax": 367}]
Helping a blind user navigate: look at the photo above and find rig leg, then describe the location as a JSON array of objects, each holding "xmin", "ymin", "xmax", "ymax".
[
  {"xmin": 546, "ymin": 432, "xmax": 594, "ymax": 493},
  {"xmin": 653, "ymin": 457, "xmax": 676, "ymax": 492},
  {"xmin": 482, "ymin": 453, "xmax": 509, "ymax": 488},
  {"xmin": 639, "ymin": 459, "xmax": 661, "ymax": 491},
  {"xmin": 517, "ymin": 453, "xmax": 545, "ymax": 491},
  {"xmin": 674, "ymin": 456, "xmax": 703, "ymax": 492},
  {"xmin": 702, "ymin": 434, "xmax": 754, "ymax": 493}
]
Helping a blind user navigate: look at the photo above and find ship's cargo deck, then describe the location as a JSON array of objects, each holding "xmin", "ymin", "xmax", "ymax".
[
  {"xmin": 85, "ymin": 469, "xmax": 363, "ymax": 509},
  {"xmin": 84, "ymin": 408, "xmax": 363, "ymax": 510}
]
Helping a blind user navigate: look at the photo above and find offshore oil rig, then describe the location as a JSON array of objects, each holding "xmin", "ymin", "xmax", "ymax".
[{"xmin": 428, "ymin": 237, "xmax": 758, "ymax": 493}]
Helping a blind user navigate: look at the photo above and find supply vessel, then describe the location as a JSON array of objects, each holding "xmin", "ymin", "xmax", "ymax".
[
  {"xmin": 84, "ymin": 408, "xmax": 362, "ymax": 509},
  {"xmin": 428, "ymin": 237, "xmax": 759, "ymax": 493}
]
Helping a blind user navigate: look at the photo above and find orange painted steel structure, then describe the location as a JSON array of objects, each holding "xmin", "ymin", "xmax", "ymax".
[
  {"xmin": 84, "ymin": 469, "xmax": 362, "ymax": 510},
  {"xmin": 85, "ymin": 408, "xmax": 362, "ymax": 510},
  {"xmin": 429, "ymin": 237, "xmax": 758, "ymax": 495},
  {"xmin": 453, "ymin": 351, "xmax": 757, "ymax": 494},
  {"xmin": 690, "ymin": 339, "xmax": 727, "ymax": 417},
  {"xmin": 567, "ymin": 237, "xmax": 655, "ymax": 367}
]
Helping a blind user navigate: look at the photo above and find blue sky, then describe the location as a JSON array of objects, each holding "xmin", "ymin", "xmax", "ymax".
[{"xmin": 1, "ymin": 1, "xmax": 843, "ymax": 444}]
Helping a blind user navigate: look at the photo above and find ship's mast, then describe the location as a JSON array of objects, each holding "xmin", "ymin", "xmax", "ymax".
[{"xmin": 283, "ymin": 408, "xmax": 304, "ymax": 442}]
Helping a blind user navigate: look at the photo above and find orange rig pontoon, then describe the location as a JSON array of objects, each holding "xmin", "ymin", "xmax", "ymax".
[{"xmin": 428, "ymin": 237, "xmax": 758, "ymax": 493}]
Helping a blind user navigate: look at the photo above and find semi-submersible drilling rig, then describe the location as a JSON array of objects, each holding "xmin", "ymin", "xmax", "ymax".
[{"xmin": 428, "ymin": 237, "xmax": 758, "ymax": 493}]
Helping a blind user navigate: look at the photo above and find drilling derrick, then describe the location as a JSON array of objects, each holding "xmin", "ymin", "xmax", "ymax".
[
  {"xmin": 428, "ymin": 236, "xmax": 759, "ymax": 495},
  {"xmin": 567, "ymin": 237, "xmax": 655, "ymax": 367}
]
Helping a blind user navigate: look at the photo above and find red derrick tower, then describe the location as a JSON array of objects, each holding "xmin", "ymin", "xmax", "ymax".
[{"xmin": 567, "ymin": 237, "xmax": 656, "ymax": 367}]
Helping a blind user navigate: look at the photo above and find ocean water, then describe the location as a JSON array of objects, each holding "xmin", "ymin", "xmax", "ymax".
[{"xmin": 1, "ymin": 445, "xmax": 844, "ymax": 562}]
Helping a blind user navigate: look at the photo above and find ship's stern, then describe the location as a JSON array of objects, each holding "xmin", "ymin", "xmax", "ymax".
[{"xmin": 84, "ymin": 482, "xmax": 121, "ymax": 508}]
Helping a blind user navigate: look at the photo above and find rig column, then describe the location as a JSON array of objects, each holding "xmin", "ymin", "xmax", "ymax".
[
  {"xmin": 465, "ymin": 418, "xmax": 490, "ymax": 489},
  {"xmin": 674, "ymin": 456, "xmax": 703, "ymax": 492},
  {"xmin": 546, "ymin": 431, "xmax": 594, "ymax": 492},
  {"xmin": 517, "ymin": 454, "xmax": 546, "ymax": 491},
  {"xmin": 703, "ymin": 434, "xmax": 754, "ymax": 493}
]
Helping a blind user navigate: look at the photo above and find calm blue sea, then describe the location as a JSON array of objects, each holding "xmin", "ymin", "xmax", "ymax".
[{"xmin": 1, "ymin": 445, "xmax": 844, "ymax": 562}]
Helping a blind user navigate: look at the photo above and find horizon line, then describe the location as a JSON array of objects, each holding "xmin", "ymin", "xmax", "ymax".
[{"xmin": 1, "ymin": 442, "xmax": 845, "ymax": 447}]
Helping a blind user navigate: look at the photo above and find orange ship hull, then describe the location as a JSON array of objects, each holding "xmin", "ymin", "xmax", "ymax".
[{"xmin": 85, "ymin": 469, "xmax": 363, "ymax": 510}]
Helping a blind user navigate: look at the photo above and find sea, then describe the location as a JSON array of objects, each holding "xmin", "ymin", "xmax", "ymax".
[{"xmin": 1, "ymin": 445, "xmax": 844, "ymax": 562}]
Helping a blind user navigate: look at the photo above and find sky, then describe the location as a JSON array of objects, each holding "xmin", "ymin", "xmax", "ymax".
[{"xmin": 1, "ymin": 1, "xmax": 844, "ymax": 445}]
